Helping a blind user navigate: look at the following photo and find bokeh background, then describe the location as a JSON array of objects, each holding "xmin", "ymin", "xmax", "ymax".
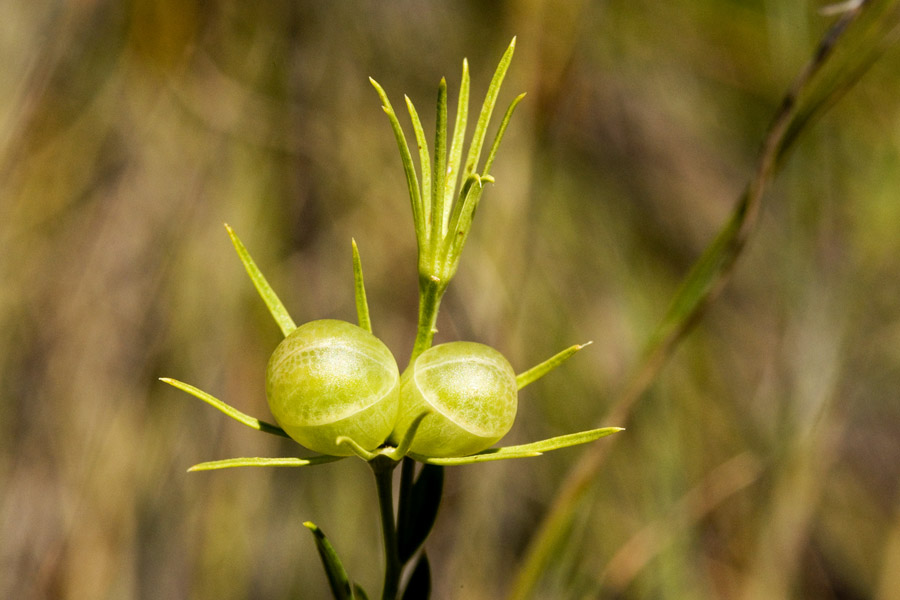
[{"xmin": 2, "ymin": 1, "xmax": 899, "ymax": 598}]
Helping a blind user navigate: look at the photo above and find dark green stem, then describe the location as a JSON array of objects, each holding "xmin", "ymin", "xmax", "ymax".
[
  {"xmin": 396, "ymin": 457, "xmax": 416, "ymax": 556},
  {"xmin": 371, "ymin": 457, "xmax": 401, "ymax": 600}
]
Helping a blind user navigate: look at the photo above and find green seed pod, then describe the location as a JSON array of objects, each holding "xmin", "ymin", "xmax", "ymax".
[
  {"xmin": 393, "ymin": 341, "xmax": 518, "ymax": 458},
  {"xmin": 266, "ymin": 319, "xmax": 400, "ymax": 456}
]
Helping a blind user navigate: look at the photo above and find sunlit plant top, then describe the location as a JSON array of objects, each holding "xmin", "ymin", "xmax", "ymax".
[
  {"xmin": 162, "ymin": 38, "xmax": 620, "ymax": 469},
  {"xmin": 161, "ymin": 38, "xmax": 621, "ymax": 600}
]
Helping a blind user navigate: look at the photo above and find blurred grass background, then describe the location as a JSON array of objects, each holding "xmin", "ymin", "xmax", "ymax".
[{"xmin": 1, "ymin": 1, "xmax": 899, "ymax": 599}]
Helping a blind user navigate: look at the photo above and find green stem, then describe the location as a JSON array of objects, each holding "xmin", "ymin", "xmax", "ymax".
[
  {"xmin": 410, "ymin": 278, "xmax": 445, "ymax": 364},
  {"xmin": 372, "ymin": 457, "xmax": 401, "ymax": 600}
]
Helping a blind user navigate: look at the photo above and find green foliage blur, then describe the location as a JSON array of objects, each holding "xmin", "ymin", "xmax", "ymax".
[{"xmin": 2, "ymin": 1, "xmax": 899, "ymax": 598}]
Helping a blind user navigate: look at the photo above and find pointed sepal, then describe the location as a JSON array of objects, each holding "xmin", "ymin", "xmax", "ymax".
[
  {"xmin": 160, "ymin": 377, "xmax": 290, "ymax": 438},
  {"xmin": 369, "ymin": 77, "xmax": 424, "ymax": 242},
  {"xmin": 411, "ymin": 427, "xmax": 624, "ymax": 466},
  {"xmin": 225, "ymin": 223, "xmax": 297, "ymax": 337},
  {"xmin": 516, "ymin": 342, "xmax": 592, "ymax": 391},
  {"xmin": 188, "ymin": 455, "xmax": 344, "ymax": 472},
  {"xmin": 462, "ymin": 37, "xmax": 516, "ymax": 181},
  {"xmin": 351, "ymin": 239, "xmax": 372, "ymax": 333}
]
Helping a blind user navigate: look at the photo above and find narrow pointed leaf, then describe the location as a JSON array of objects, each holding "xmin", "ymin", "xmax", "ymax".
[
  {"xmin": 401, "ymin": 553, "xmax": 432, "ymax": 600},
  {"xmin": 482, "ymin": 92, "xmax": 526, "ymax": 177},
  {"xmin": 443, "ymin": 59, "xmax": 470, "ymax": 234},
  {"xmin": 447, "ymin": 175, "xmax": 487, "ymax": 262},
  {"xmin": 370, "ymin": 78, "xmax": 424, "ymax": 241},
  {"xmin": 304, "ymin": 521, "xmax": 356, "ymax": 600},
  {"xmin": 431, "ymin": 78, "xmax": 448, "ymax": 247},
  {"xmin": 445, "ymin": 173, "xmax": 479, "ymax": 241},
  {"xmin": 225, "ymin": 223, "xmax": 296, "ymax": 337},
  {"xmin": 516, "ymin": 342, "xmax": 591, "ymax": 391},
  {"xmin": 188, "ymin": 455, "xmax": 344, "ymax": 472},
  {"xmin": 463, "ymin": 37, "xmax": 516, "ymax": 180},
  {"xmin": 398, "ymin": 464, "xmax": 444, "ymax": 563},
  {"xmin": 404, "ymin": 95, "xmax": 432, "ymax": 232},
  {"xmin": 410, "ymin": 448, "xmax": 542, "ymax": 466},
  {"xmin": 351, "ymin": 239, "xmax": 372, "ymax": 333},
  {"xmin": 504, "ymin": 427, "xmax": 623, "ymax": 453},
  {"xmin": 160, "ymin": 377, "xmax": 289, "ymax": 438},
  {"xmin": 413, "ymin": 427, "xmax": 623, "ymax": 466}
]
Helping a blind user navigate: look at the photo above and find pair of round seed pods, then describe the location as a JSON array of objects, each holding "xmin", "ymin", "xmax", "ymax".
[{"xmin": 265, "ymin": 319, "xmax": 517, "ymax": 458}]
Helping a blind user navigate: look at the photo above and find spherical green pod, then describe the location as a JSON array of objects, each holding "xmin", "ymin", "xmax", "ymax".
[
  {"xmin": 392, "ymin": 341, "xmax": 518, "ymax": 458},
  {"xmin": 266, "ymin": 319, "xmax": 400, "ymax": 456}
]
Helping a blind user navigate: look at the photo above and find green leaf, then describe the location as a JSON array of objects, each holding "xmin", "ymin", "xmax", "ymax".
[
  {"xmin": 304, "ymin": 521, "xmax": 356, "ymax": 600},
  {"xmin": 446, "ymin": 174, "xmax": 487, "ymax": 265},
  {"xmin": 353, "ymin": 584, "xmax": 370, "ymax": 600},
  {"xmin": 370, "ymin": 77, "xmax": 425, "ymax": 243},
  {"xmin": 462, "ymin": 37, "xmax": 516, "ymax": 181},
  {"xmin": 404, "ymin": 94, "xmax": 432, "ymax": 232},
  {"xmin": 188, "ymin": 455, "xmax": 344, "ymax": 472},
  {"xmin": 160, "ymin": 377, "xmax": 290, "ymax": 438},
  {"xmin": 431, "ymin": 78, "xmax": 448, "ymax": 248},
  {"xmin": 442, "ymin": 58, "xmax": 470, "ymax": 235},
  {"xmin": 351, "ymin": 239, "xmax": 372, "ymax": 333},
  {"xmin": 482, "ymin": 92, "xmax": 526, "ymax": 177},
  {"xmin": 400, "ymin": 552, "xmax": 431, "ymax": 600},
  {"xmin": 504, "ymin": 427, "xmax": 623, "ymax": 453},
  {"xmin": 398, "ymin": 464, "xmax": 443, "ymax": 563},
  {"xmin": 412, "ymin": 427, "xmax": 623, "ymax": 466},
  {"xmin": 516, "ymin": 342, "xmax": 591, "ymax": 391},
  {"xmin": 224, "ymin": 223, "xmax": 296, "ymax": 338}
]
